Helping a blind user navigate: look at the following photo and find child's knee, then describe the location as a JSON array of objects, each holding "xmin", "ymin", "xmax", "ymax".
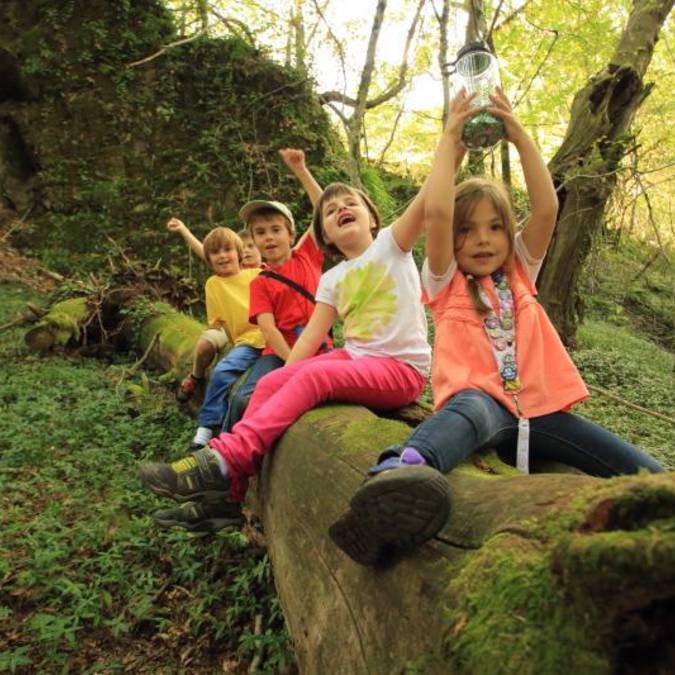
[{"xmin": 196, "ymin": 338, "xmax": 216, "ymax": 358}]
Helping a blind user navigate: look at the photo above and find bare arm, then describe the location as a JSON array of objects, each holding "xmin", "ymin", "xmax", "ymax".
[
  {"xmin": 279, "ymin": 148, "xmax": 323, "ymax": 250},
  {"xmin": 279, "ymin": 148, "xmax": 323, "ymax": 207},
  {"xmin": 256, "ymin": 312, "xmax": 292, "ymax": 361},
  {"xmin": 425, "ymin": 90, "xmax": 478, "ymax": 275},
  {"xmin": 285, "ymin": 303, "xmax": 336, "ymax": 366},
  {"xmin": 167, "ymin": 217, "xmax": 205, "ymax": 261},
  {"xmin": 489, "ymin": 89, "xmax": 558, "ymax": 258},
  {"xmin": 392, "ymin": 104, "xmax": 472, "ymax": 254}
]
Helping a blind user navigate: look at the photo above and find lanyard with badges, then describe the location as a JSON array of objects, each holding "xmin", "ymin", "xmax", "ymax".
[{"xmin": 473, "ymin": 269, "xmax": 530, "ymax": 473}]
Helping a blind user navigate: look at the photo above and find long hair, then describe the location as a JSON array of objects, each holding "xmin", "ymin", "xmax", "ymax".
[
  {"xmin": 312, "ymin": 182, "xmax": 382, "ymax": 258},
  {"xmin": 453, "ymin": 177, "xmax": 517, "ymax": 316}
]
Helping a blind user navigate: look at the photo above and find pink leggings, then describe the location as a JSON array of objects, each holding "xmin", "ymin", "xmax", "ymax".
[{"xmin": 208, "ymin": 349, "xmax": 425, "ymax": 501}]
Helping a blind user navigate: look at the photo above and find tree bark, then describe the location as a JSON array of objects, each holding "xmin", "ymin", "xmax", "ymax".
[
  {"xmin": 122, "ymin": 300, "xmax": 675, "ymax": 674},
  {"xmin": 538, "ymin": 0, "xmax": 675, "ymax": 345}
]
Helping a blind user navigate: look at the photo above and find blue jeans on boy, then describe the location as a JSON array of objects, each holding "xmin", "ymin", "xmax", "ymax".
[
  {"xmin": 383, "ymin": 388, "xmax": 663, "ymax": 476},
  {"xmin": 221, "ymin": 353, "xmax": 285, "ymax": 432},
  {"xmin": 197, "ymin": 345, "xmax": 262, "ymax": 429}
]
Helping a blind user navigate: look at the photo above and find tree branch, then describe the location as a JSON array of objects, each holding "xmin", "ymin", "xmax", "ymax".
[
  {"xmin": 318, "ymin": 0, "xmax": 426, "ymax": 110},
  {"xmin": 513, "ymin": 21, "xmax": 558, "ymax": 108},
  {"xmin": 208, "ymin": 7, "xmax": 256, "ymax": 45},
  {"xmin": 127, "ymin": 31, "xmax": 205, "ymax": 68},
  {"xmin": 485, "ymin": 0, "xmax": 506, "ymax": 45}
]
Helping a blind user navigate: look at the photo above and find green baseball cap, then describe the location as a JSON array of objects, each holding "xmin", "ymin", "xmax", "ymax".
[{"xmin": 239, "ymin": 200, "xmax": 295, "ymax": 229}]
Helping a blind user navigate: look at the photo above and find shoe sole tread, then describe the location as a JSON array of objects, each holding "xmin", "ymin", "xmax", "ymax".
[{"xmin": 330, "ymin": 466, "xmax": 450, "ymax": 566}]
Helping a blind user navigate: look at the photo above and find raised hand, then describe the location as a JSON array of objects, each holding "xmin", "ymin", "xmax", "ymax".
[
  {"xmin": 445, "ymin": 88, "xmax": 480, "ymax": 144},
  {"xmin": 166, "ymin": 217, "xmax": 186, "ymax": 232},
  {"xmin": 278, "ymin": 148, "xmax": 306, "ymax": 171},
  {"xmin": 488, "ymin": 87, "xmax": 527, "ymax": 145}
]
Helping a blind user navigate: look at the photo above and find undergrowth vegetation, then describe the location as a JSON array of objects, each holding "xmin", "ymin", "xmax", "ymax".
[{"xmin": 0, "ymin": 283, "xmax": 295, "ymax": 673}]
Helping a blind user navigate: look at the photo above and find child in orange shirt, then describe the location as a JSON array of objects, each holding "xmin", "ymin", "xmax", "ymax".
[{"xmin": 329, "ymin": 88, "xmax": 664, "ymax": 566}]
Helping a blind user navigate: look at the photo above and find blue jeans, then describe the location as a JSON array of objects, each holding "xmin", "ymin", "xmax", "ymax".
[
  {"xmin": 221, "ymin": 353, "xmax": 284, "ymax": 432},
  {"xmin": 197, "ymin": 345, "xmax": 262, "ymax": 428},
  {"xmin": 385, "ymin": 389, "xmax": 664, "ymax": 477}
]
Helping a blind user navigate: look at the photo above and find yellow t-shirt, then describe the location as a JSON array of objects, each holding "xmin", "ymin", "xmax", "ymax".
[{"xmin": 205, "ymin": 269, "xmax": 265, "ymax": 348}]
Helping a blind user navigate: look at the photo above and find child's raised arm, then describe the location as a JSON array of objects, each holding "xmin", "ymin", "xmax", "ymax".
[
  {"xmin": 424, "ymin": 90, "xmax": 477, "ymax": 274},
  {"xmin": 279, "ymin": 148, "xmax": 323, "ymax": 207},
  {"xmin": 167, "ymin": 217, "xmax": 205, "ymax": 261},
  {"xmin": 488, "ymin": 89, "xmax": 558, "ymax": 258},
  {"xmin": 279, "ymin": 148, "xmax": 323, "ymax": 250}
]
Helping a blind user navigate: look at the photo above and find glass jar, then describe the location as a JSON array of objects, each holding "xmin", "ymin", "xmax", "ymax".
[{"xmin": 453, "ymin": 41, "xmax": 505, "ymax": 149}]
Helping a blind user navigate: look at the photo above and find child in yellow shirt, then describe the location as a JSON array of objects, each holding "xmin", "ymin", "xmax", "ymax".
[
  {"xmin": 167, "ymin": 218, "xmax": 262, "ymax": 402},
  {"xmin": 169, "ymin": 222, "xmax": 264, "ymax": 449}
]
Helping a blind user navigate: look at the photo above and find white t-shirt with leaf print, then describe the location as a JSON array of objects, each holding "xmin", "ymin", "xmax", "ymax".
[{"xmin": 315, "ymin": 226, "xmax": 431, "ymax": 375}]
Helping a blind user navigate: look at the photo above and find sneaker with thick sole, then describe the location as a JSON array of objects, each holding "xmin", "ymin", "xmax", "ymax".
[
  {"xmin": 329, "ymin": 456, "xmax": 450, "ymax": 566},
  {"xmin": 139, "ymin": 447, "xmax": 230, "ymax": 502},
  {"xmin": 152, "ymin": 498, "xmax": 244, "ymax": 533}
]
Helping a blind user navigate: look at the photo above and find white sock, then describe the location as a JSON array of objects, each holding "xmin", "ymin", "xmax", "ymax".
[
  {"xmin": 208, "ymin": 448, "xmax": 229, "ymax": 477},
  {"xmin": 193, "ymin": 426, "xmax": 213, "ymax": 446}
]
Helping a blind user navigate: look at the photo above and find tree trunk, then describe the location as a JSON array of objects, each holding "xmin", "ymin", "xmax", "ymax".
[
  {"xmin": 538, "ymin": 0, "xmax": 674, "ymax": 345},
  {"xmin": 346, "ymin": 0, "xmax": 388, "ymax": 187},
  {"xmin": 122, "ymin": 300, "xmax": 675, "ymax": 673},
  {"xmin": 436, "ymin": 0, "xmax": 451, "ymax": 127}
]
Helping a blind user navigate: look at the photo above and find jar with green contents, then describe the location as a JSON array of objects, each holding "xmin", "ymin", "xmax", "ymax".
[{"xmin": 453, "ymin": 41, "xmax": 505, "ymax": 149}]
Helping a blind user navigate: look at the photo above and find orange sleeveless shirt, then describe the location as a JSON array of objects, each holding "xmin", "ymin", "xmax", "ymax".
[{"xmin": 424, "ymin": 259, "xmax": 588, "ymax": 418}]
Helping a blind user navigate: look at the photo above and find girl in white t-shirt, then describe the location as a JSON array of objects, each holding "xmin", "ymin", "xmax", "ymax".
[{"xmin": 139, "ymin": 156, "xmax": 453, "ymax": 531}]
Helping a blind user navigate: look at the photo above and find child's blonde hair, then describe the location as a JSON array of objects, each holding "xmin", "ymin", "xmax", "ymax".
[
  {"xmin": 237, "ymin": 228, "xmax": 253, "ymax": 241},
  {"xmin": 453, "ymin": 177, "xmax": 516, "ymax": 316},
  {"xmin": 312, "ymin": 182, "xmax": 382, "ymax": 258},
  {"xmin": 203, "ymin": 227, "xmax": 243, "ymax": 267}
]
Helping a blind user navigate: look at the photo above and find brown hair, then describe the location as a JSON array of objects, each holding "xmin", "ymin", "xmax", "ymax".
[
  {"xmin": 311, "ymin": 182, "xmax": 382, "ymax": 257},
  {"xmin": 246, "ymin": 208, "xmax": 294, "ymax": 237},
  {"xmin": 202, "ymin": 227, "xmax": 243, "ymax": 267},
  {"xmin": 453, "ymin": 177, "xmax": 516, "ymax": 316}
]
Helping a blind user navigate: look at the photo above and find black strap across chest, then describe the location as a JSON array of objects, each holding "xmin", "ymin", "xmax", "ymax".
[{"xmin": 259, "ymin": 270, "xmax": 316, "ymax": 304}]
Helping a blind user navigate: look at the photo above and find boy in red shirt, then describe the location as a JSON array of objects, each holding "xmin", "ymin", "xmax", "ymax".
[
  {"xmin": 149, "ymin": 151, "xmax": 330, "ymax": 531},
  {"xmin": 223, "ymin": 187, "xmax": 331, "ymax": 430}
]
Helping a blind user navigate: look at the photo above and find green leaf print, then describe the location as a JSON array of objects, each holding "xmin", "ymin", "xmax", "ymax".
[{"xmin": 336, "ymin": 262, "xmax": 397, "ymax": 340}]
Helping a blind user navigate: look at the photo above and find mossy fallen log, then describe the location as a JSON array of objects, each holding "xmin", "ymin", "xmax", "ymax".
[
  {"xmin": 127, "ymin": 300, "xmax": 205, "ymax": 377},
  {"xmin": 24, "ymin": 296, "xmax": 92, "ymax": 352},
  {"xmin": 260, "ymin": 405, "xmax": 675, "ymax": 674}
]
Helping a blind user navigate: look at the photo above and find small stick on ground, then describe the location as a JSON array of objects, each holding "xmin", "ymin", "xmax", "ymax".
[{"xmin": 588, "ymin": 383, "xmax": 675, "ymax": 426}]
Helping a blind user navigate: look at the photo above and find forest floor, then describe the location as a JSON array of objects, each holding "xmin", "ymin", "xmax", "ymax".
[
  {"xmin": 0, "ymin": 236, "xmax": 673, "ymax": 673},
  {"xmin": 0, "ymin": 280, "xmax": 295, "ymax": 670}
]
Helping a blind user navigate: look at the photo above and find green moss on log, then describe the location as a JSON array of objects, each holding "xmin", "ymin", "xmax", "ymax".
[
  {"xmin": 443, "ymin": 474, "xmax": 675, "ymax": 674},
  {"xmin": 24, "ymin": 296, "xmax": 90, "ymax": 351}
]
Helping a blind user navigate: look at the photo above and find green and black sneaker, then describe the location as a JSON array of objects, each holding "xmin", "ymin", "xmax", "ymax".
[
  {"xmin": 139, "ymin": 448, "xmax": 230, "ymax": 502},
  {"xmin": 152, "ymin": 499, "xmax": 244, "ymax": 533}
]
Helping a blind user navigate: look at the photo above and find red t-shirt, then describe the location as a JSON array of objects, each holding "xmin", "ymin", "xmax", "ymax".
[{"xmin": 249, "ymin": 235, "xmax": 330, "ymax": 356}]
